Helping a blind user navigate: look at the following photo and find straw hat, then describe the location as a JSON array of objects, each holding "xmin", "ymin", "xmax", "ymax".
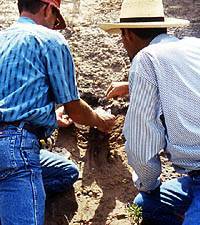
[
  {"xmin": 100, "ymin": 0, "xmax": 190, "ymax": 33},
  {"xmin": 40, "ymin": 0, "xmax": 66, "ymax": 30}
]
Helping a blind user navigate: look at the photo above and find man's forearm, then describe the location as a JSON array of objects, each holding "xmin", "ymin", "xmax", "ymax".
[
  {"xmin": 126, "ymin": 144, "xmax": 162, "ymax": 192},
  {"xmin": 63, "ymin": 99, "xmax": 115, "ymax": 132},
  {"xmin": 64, "ymin": 99, "xmax": 99, "ymax": 127}
]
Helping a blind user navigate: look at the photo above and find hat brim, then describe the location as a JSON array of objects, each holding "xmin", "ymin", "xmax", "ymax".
[{"xmin": 99, "ymin": 18, "xmax": 190, "ymax": 34}]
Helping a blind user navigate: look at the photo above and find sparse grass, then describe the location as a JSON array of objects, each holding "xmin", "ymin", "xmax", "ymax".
[{"xmin": 126, "ymin": 203, "xmax": 142, "ymax": 225}]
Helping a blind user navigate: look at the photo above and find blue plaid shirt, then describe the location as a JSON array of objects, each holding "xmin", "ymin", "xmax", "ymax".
[{"xmin": 0, "ymin": 17, "xmax": 80, "ymax": 137}]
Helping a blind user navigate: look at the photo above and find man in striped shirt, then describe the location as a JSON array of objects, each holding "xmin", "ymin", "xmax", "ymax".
[
  {"xmin": 101, "ymin": 0, "xmax": 200, "ymax": 224},
  {"xmin": 0, "ymin": 0, "xmax": 115, "ymax": 224}
]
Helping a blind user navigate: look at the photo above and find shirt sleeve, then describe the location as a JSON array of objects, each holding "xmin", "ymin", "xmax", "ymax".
[
  {"xmin": 45, "ymin": 36, "xmax": 80, "ymax": 104},
  {"xmin": 123, "ymin": 51, "xmax": 166, "ymax": 192}
]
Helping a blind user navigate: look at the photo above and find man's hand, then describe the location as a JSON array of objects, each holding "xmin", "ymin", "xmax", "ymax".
[
  {"xmin": 56, "ymin": 106, "xmax": 73, "ymax": 127},
  {"xmin": 94, "ymin": 108, "xmax": 116, "ymax": 133},
  {"xmin": 106, "ymin": 81, "xmax": 129, "ymax": 99}
]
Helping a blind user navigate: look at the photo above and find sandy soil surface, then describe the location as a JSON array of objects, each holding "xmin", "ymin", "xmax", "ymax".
[{"xmin": 0, "ymin": 0, "xmax": 200, "ymax": 224}]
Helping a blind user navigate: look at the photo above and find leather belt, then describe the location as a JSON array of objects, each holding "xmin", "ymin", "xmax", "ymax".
[
  {"xmin": 0, "ymin": 121, "xmax": 21, "ymax": 127},
  {"xmin": 0, "ymin": 121, "xmax": 43, "ymax": 139},
  {"xmin": 188, "ymin": 170, "xmax": 200, "ymax": 177}
]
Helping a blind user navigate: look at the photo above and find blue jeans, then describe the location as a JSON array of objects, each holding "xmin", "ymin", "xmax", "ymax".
[
  {"xmin": 134, "ymin": 176, "xmax": 200, "ymax": 225},
  {"xmin": 0, "ymin": 125, "xmax": 79, "ymax": 225},
  {"xmin": 40, "ymin": 149, "xmax": 79, "ymax": 194}
]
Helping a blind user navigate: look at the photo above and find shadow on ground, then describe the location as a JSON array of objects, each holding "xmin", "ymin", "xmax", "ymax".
[{"xmin": 45, "ymin": 188, "xmax": 78, "ymax": 225}]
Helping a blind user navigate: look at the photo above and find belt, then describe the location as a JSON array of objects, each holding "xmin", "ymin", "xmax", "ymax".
[
  {"xmin": 188, "ymin": 170, "xmax": 200, "ymax": 177},
  {"xmin": 0, "ymin": 121, "xmax": 43, "ymax": 139},
  {"xmin": 0, "ymin": 121, "xmax": 21, "ymax": 127}
]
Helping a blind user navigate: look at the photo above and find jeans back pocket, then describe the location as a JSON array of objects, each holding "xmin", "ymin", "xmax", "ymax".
[
  {"xmin": 21, "ymin": 137, "xmax": 41, "ymax": 168},
  {"xmin": 0, "ymin": 135, "xmax": 17, "ymax": 178}
]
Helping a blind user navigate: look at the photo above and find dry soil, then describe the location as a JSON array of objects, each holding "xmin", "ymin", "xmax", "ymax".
[{"xmin": 0, "ymin": 1, "xmax": 200, "ymax": 224}]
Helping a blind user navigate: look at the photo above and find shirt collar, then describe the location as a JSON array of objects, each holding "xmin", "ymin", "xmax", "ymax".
[
  {"xmin": 150, "ymin": 33, "xmax": 179, "ymax": 45},
  {"xmin": 17, "ymin": 16, "xmax": 37, "ymax": 25}
]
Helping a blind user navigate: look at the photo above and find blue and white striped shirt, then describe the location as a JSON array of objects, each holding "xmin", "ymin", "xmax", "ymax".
[
  {"xmin": 123, "ymin": 34, "xmax": 200, "ymax": 192},
  {"xmin": 0, "ymin": 17, "xmax": 80, "ymax": 137}
]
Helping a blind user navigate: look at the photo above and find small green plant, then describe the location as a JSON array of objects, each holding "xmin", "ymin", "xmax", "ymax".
[{"xmin": 126, "ymin": 203, "xmax": 142, "ymax": 225}]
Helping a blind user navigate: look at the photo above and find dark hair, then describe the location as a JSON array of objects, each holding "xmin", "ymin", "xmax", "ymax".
[
  {"xmin": 122, "ymin": 28, "xmax": 167, "ymax": 40},
  {"xmin": 18, "ymin": 0, "xmax": 46, "ymax": 14}
]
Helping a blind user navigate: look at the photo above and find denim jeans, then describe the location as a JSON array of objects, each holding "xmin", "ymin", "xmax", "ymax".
[
  {"xmin": 134, "ymin": 175, "xmax": 200, "ymax": 225},
  {"xmin": 40, "ymin": 149, "xmax": 79, "ymax": 194},
  {"xmin": 0, "ymin": 125, "xmax": 79, "ymax": 225}
]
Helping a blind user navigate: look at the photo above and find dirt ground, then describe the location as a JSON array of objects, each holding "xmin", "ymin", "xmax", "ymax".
[{"xmin": 0, "ymin": 0, "xmax": 200, "ymax": 224}]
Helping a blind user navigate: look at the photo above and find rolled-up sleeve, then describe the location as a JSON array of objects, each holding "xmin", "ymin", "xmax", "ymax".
[{"xmin": 123, "ymin": 52, "xmax": 166, "ymax": 192}]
